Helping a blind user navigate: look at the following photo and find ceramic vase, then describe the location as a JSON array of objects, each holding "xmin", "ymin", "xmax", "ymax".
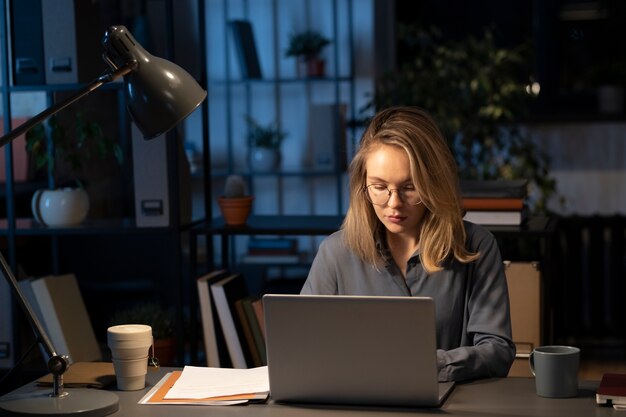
[
  {"xmin": 249, "ymin": 147, "xmax": 280, "ymax": 172},
  {"xmin": 31, "ymin": 187, "xmax": 90, "ymax": 227}
]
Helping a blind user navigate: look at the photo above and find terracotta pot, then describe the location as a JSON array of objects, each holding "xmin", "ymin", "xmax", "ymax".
[
  {"xmin": 296, "ymin": 56, "xmax": 326, "ymax": 78},
  {"xmin": 153, "ymin": 338, "xmax": 176, "ymax": 367},
  {"xmin": 217, "ymin": 196, "xmax": 254, "ymax": 226}
]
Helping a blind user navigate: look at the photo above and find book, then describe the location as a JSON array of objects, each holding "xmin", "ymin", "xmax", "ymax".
[
  {"xmin": 241, "ymin": 296, "xmax": 266, "ymax": 366},
  {"xmin": 29, "ymin": 274, "xmax": 101, "ymax": 363},
  {"xmin": 210, "ymin": 274, "xmax": 251, "ymax": 368},
  {"xmin": 460, "ymin": 179, "xmax": 528, "ymax": 199},
  {"xmin": 596, "ymin": 373, "xmax": 626, "ymax": 408},
  {"xmin": 463, "ymin": 207, "xmax": 528, "ymax": 226},
  {"xmin": 241, "ymin": 254, "xmax": 302, "ymax": 264},
  {"xmin": 234, "ymin": 299, "xmax": 262, "ymax": 367},
  {"xmin": 229, "ymin": 20, "xmax": 262, "ymax": 79},
  {"xmin": 196, "ymin": 269, "xmax": 229, "ymax": 367},
  {"xmin": 251, "ymin": 298, "xmax": 265, "ymax": 339},
  {"xmin": 462, "ymin": 197, "xmax": 525, "ymax": 211},
  {"xmin": 248, "ymin": 238, "xmax": 297, "ymax": 250}
]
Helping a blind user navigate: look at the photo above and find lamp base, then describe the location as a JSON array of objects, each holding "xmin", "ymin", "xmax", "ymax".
[{"xmin": 0, "ymin": 388, "xmax": 118, "ymax": 417}]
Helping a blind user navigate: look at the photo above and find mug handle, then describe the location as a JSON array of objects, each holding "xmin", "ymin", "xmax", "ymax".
[{"xmin": 529, "ymin": 350, "xmax": 536, "ymax": 376}]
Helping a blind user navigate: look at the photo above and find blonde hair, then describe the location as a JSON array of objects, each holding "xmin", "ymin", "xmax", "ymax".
[{"xmin": 342, "ymin": 106, "xmax": 479, "ymax": 273}]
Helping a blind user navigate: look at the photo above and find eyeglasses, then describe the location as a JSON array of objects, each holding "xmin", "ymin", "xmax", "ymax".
[{"xmin": 364, "ymin": 184, "xmax": 423, "ymax": 206}]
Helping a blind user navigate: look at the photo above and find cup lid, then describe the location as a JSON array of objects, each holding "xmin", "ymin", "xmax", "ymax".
[{"xmin": 107, "ymin": 324, "xmax": 152, "ymax": 341}]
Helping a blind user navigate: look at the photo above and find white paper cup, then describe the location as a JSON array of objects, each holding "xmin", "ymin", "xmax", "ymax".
[
  {"xmin": 107, "ymin": 324, "xmax": 153, "ymax": 391},
  {"xmin": 112, "ymin": 356, "xmax": 149, "ymax": 390}
]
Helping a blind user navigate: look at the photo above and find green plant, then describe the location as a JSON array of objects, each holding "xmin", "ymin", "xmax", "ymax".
[
  {"xmin": 25, "ymin": 111, "xmax": 123, "ymax": 188},
  {"xmin": 245, "ymin": 116, "xmax": 287, "ymax": 149},
  {"xmin": 109, "ymin": 302, "xmax": 175, "ymax": 340},
  {"xmin": 363, "ymin": 25, "xmax": 559, "ymax": 214},
  {"xmin": 285, "ymin": 30, "xmax": 330, "ymax": 58}
]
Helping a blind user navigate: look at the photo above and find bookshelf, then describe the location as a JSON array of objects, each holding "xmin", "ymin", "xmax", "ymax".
[{"xmin": 0, "ymin": 0, "xmax": 205, "ymax": 372}]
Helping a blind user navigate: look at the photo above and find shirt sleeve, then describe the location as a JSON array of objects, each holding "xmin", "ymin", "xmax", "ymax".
[{"xmin": 436, "ymin": 226, "xmax": 516, "ymax": 382}]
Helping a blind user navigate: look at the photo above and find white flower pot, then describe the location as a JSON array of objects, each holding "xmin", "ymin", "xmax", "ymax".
[
  {"xmin": 31, "ymin": 188, "xmax": 90, "ymax": 227},
  {"xmin": 249, "ymin": 147, "xmax": 280, "ymax": 172}
]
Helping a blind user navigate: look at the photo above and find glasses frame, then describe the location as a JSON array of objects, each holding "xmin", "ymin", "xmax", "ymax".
[{"xmin": 363, "ymin": 184, "xmax": 423, "ymax": 206}]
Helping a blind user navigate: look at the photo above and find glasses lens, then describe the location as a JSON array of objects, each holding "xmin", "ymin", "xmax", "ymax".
[{"xmin": 365, "ymin": 185, "xmax": 422, "ymax": 206}]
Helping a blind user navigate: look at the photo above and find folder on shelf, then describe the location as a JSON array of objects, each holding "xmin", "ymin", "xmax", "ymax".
[
  {"xmin": 229, "ymin": 20, "xmax": 262, "ymax": 79},
  {"xmin": 8, "ymin": 0, "xmax": 46, "ymax": 85}
]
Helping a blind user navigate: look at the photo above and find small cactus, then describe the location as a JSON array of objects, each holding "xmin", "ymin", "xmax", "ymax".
[{"xmin": 223, "ymin": 175, "xmax": 248, "ymax": 198}]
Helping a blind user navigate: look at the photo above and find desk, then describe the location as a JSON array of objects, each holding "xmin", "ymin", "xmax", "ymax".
[{"xmin": 1, "ymin": 368, "xmax": 617, "ymax": 417}]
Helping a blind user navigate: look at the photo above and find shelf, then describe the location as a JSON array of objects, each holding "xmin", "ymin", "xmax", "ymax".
[
  {"xmin": 208, "ymin": 76, "xmax": 353, "ymax": 86},
  {"xmin": 194, "ymin": 215, "xmax": 344, "ymax": 236},
  {"xmin": 0, "ymin": 218, "xmax": 179, "ymax": 236}
]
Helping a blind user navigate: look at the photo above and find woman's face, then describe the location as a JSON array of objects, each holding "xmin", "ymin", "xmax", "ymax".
[{"xmin": 364, "ymin": 144, "xmax": 427, "ymax": 239}]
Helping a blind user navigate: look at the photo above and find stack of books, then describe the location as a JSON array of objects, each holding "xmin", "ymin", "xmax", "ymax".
[
  {"xmin": 197, "ymin": 271, "xmax": 266, "ymax": 369},
  {"xmin": 241, "ymin": 238, "xmax": 301, "ymax": 264},
  {"xmin": 460, "ymin": 179, "xmax": 529, "ymax": 226}
]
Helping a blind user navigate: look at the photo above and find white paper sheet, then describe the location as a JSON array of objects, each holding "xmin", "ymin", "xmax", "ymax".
[{"xmin": 164, "ymin": 366, "xmax": 269, "ymax": 399}]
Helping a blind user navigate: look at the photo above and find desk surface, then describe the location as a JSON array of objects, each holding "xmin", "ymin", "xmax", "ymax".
[{"xmin": 1, "ymin": 368, "xmax": 618, "ymax": 417}]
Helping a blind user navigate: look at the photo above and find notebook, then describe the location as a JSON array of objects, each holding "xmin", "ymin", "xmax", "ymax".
[{"xmin": 263, "ymin": 294, "xmax": 454, "ymax": 407}]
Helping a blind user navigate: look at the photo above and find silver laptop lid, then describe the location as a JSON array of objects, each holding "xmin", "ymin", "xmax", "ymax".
[{"xmin": 263, "ymin": 294, "xmax": 447, "ymax": 407}]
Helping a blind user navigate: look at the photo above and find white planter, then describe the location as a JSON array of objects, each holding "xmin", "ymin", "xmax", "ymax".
[
  {"xmin": 249, "ymin": 147, "xmax": 280, "ymax": 172},
  {"xmin": 31, "ymin": 188, "xmax": 90, "ymax": 227}
]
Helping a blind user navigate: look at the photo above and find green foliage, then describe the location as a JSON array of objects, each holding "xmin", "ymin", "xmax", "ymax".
[
  {"xmin": 109, "ymin": 302, "xmax": 175, "ymax": 340},
  {"xmin": 245, "ymin": 116, "xmax": 287, "ymax": 149},
  {"xmin": 25, "ymin": 112, "xmax": 123, "ymax": 188},
  {"xmin": 285, "ymin": 30, "xmax": 330, "ymax": 57},
  {"xmin": 363, "ymin": 25, "xmax": 557, "ymax": 214}
]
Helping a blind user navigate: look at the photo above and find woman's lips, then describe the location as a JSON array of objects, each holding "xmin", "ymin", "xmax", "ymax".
[{"xmin": 387, "ymin": 214, "xmax": 406, "ymax": 224}]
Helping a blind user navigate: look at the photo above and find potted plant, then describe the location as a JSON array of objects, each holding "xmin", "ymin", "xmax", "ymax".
[
  {"xmin": 109, "ymin": 302, "xmax": 176, "ymax": 366},
  {"xmin": 245, "ymin": 115, "xmax": 287, "ymax": 172},
  {"xmin": 25, "ymin": 111, "xmax": 123, "ymax": 226},
  {"xmin": 217, "ymin": 174, "xmax": 254, "ymax": 226},
  {"xmin": 363, "ymin": 25, "xmax": 558, "ymax": 214},
  {"xmin": 285, "ymin": 30, "xmax": 331, "ymax": 77}
]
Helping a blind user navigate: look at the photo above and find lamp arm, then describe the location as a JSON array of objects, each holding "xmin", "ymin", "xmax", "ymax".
[
  {"xmin": 0, "ymin": 250, "xmax": 72, "ymax": 395},
  {"xmin": 0, "ymin": 60, "xmax": 135, "ymax": 396},
  {"xmin": 0, "ymin": 61, "xmax": 136, "ymax": 149}
]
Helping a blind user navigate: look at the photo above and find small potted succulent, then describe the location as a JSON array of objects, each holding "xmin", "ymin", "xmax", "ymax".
[
  {"xmin": 245, "ymin": 115, "xmax": 287, "ymax": 172},
  {"xmin": 217, "ymin": 174, "xmax": 254, "ymax": 226},
  {"xmin": 285, "ymin": 30, "xmax": 331, "ymax": 77}
]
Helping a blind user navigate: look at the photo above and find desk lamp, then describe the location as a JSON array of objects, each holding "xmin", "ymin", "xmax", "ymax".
[{"xmin": 0, "ymin": 25, "xmax": 206, "ymax": 416}]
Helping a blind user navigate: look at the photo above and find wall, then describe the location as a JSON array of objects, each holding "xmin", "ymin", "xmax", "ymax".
[{"xmin": 528, "ymin": 122, "xmax": 626, "ymax": 215}]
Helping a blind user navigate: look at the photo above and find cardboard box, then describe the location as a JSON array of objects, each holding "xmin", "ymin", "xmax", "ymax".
[{"xmin": 505, "ymin": 261, "xmax": 541, "ymax": 377}]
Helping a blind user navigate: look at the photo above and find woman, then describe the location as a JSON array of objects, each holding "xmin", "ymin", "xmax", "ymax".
[{"xmin": 301, "ymin": 106, "xmax": 515, "ymax": 382}]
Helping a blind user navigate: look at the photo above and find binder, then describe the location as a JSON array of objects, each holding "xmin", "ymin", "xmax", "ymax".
[
  {"xmin": 9, "ymin": 0, "xmax": 45, "ymax": 85},
  {"xmin": 131, "ymin": 124, "xmax": 170, "ymax": 227},
  {"xmin": 41, "ymin": 0, "xmax": 102, "ymax": 84},
  {"xmin": 229, "ymin": 20, "xmax": 262, "ymax": 79}
]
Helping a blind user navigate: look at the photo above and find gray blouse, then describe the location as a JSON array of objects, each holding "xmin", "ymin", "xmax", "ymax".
[{"xmin": 301, "ymin": 221, "xmax": 515, "ymax": 382}]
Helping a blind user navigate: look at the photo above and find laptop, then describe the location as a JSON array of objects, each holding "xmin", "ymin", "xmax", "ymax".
[{"xmin": 263, "ymin": 294, "xmax": 455, "ymax": 407}]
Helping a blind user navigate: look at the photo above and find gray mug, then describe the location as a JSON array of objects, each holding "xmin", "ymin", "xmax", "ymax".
[{"xmin": 529, "ymin": 345, "xmax": 580, "ymax": 398}]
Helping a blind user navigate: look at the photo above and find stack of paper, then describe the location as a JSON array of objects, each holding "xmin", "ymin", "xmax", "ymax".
[{"xmin": 139, "ymin": 366, "xmax": 269, "ymax": 406}]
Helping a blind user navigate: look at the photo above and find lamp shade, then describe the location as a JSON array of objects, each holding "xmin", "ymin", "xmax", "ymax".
[{"xmin": 102, "ymin": 26, "xmax": 207, "ymax": 139}]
